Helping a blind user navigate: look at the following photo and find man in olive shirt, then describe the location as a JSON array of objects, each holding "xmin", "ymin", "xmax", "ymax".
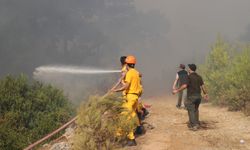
[{"xmin": 173, "ymin": 64, "xmax": 208, "ymax": 131}]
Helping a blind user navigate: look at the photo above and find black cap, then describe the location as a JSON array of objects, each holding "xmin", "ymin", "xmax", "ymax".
[{"xmin": 188, "ymin": 64, "xmax": 197, "ymax": 71}]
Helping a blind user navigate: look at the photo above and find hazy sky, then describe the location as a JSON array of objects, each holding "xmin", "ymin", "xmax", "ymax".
[{"xmin": 135, "ymin": 0, "xmax": 250, "ymax": 58}]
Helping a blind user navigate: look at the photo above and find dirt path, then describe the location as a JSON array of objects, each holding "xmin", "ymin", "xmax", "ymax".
[{"xmin": 126, "ymin": 96, "xmax": 250, "ymax": 150}]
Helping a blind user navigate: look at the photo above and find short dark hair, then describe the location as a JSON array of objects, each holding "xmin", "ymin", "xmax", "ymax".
[
  {"xmin": 179, "ymin": 64, "xmax": 185, "ymax": 69},
  {"xmin": 188, "ymin": 64, "xmax": 197, "ymax": 71},
  {"xmin": 127, "ymin": 64, "xmax": 135, "ymax": 68},
  {"xmin": 120, "ymin": 56, "xmax": 127, "ymax": 65}
]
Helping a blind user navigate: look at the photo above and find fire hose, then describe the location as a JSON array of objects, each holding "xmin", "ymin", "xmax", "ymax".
[
  {"xmin": 23, "ymin": 116, "xmax": 77, "ymax": 150},
  {"xmin": 23, "ymin": 92, "xmax": 111, "ymax": 150},
  {"xmin": 23, "ymin": 91, "xmax": 150, "ymax": 149}
]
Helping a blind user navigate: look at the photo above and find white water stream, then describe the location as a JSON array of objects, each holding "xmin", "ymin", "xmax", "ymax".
[{"xmin": 33, "ymin": 65, "xmax": 120, "ymax": 75}]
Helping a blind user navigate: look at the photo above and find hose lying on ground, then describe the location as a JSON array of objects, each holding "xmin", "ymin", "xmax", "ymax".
[{"xmin": 24, "ymin": 116, "xmax": 77, "ymax": 150}]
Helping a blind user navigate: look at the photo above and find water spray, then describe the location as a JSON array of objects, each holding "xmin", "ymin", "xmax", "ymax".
[{"xmin": 33, "ymin": 65, "xmax": 120, "ymax": 75}]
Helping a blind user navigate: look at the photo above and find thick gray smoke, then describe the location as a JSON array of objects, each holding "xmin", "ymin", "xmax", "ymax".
[
  {"xmin": 240, "ymin": 25, "xmax": 250, "ymax": 41},
  {"xmin": 0, "ymin": 0, "xmax": 169, "ymax": 102},
  {"xmin": 1, "ymin": 0, "xmax": 250, "ymax": 101},
  {"xmin": 135, "ymin": 0, "xmax": 250, "ymax": 58},
  {"xmin": 134, "ymin": 0, "xmax": 250, "ymax": 94}
]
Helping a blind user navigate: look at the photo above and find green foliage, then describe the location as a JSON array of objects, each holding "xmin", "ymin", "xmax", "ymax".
[
  {"xmin": 0, "ymin": 74, "xmax": 74, "ymax": 150},
  {"xmin": 201, "ymin": 36, "xmax": 250, "ymax": 115},
  {"xmin": 200, "ymin": 36, "xmax": 231, "ymax": 105},
  {"xmin": 224, "ymin": 47, "xmax": 250, "ymax": 113},
  {"xmin": 73, "ymin": 95, "xmax": 137, "ymax": 150}
]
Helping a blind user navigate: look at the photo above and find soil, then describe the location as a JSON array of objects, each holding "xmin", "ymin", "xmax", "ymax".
[
  {"xmin": 42, "ymin": 96, "xmax": 250, "ymax": 150},
  {"xmin": 126, "ymin": 96, "xmax": 250, "ymax": 150}
]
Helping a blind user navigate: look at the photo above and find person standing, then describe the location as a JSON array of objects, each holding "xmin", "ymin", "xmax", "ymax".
[
  {"xmin": 172, "ymin": 64, "xmax": 188, "ymax": 109},
  {"xmin": 112, "ymin": 55, "xmax": 142, "ymax": 146},
  {"xmin": 110, "ymin": 56, "xmax": 128, "ymax": 98},
  {"xmin": 172, "ymin": 64, "xmax": 208, "ymax": 131}
]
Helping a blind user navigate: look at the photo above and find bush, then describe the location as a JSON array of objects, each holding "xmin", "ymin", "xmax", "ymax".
[
  {"xmin": 200, "ymin": 36, "xmax": 231, "ymax": 105},
  {"xmin": 201, "ymin": 37, "xmax": 250, "ymax": 115},
  {"xmin": 73, "ymin": 95, "xmax": 137, "ymax": 150},
  {"xmin": 0, "ymin": 74, "xmax": 74, "ymax": 150},
  {"xmin": 224, "ymin": 48, "xmax": 250, "ymax": 113}
]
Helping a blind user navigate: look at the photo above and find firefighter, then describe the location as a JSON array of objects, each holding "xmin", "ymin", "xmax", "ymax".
[
  {"xmin": 110, "ymin": 56, "xmax": 128, "ymax": 98},
  {"xmin": 112, "ymin": 55, "xmax": 142, "ymax": 146}
]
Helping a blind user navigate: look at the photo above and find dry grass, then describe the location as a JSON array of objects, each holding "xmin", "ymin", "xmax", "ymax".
[{"xmin": 72, "ymin": 94, "xmax": 137, "ymax": 150}]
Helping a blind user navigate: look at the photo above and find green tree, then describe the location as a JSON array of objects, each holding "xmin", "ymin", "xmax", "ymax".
[
  {"xmin": 201, "ymin": 36, "xmax": 250, "ymax": 115},
  {"xmin": 223, "ymin": 47, "xmax": 250, "ymax": 113},
  {"xmin": 0, "ymin": 75, "xmax": 74, "ymax": 150},
  {"xmin": 200, "ymin": 36, "xmax": 231, "ymax": 105}
]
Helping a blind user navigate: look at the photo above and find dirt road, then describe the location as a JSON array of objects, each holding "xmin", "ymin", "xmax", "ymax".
[{"xmin": 127, "ymin": 96, "xmax": 250, "ymax": 150}]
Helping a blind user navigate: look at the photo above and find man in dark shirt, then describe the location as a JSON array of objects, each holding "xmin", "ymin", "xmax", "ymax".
[
  {"xmin": 172, "ymin": 64, "xmax": 208, "ymax": 131},
  {"xmin": 172, "ymin": 64, "xmax": 188, "ymax": 108}
]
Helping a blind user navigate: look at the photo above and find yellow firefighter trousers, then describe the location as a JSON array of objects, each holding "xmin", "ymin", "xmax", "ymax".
[
  {"xmin": 137, "ymin": 99, "xmax": 144, "ymax": 113},
  {"xmin": 122, "ymin": 93, "xmax": 139, "ymax": 140}
]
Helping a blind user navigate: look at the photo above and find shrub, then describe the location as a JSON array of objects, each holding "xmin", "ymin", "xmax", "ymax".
[
  {"xmin": 73, "ymin": 95, "xmax": 137, "ymax": 150},
  {"xmin": 223, "ymin": 47, "xmax": 250, "ymax": 113},
  {"xmin": 201, "ymin": 36, "xmax": 250, "ymax": 115},
  {"xmin": 200, "ymin": 36, "xmax": 231, "ymax": 105},
  {"xmin": 0, "ymin": 74, "xmax": 74, "ymax": 150}
]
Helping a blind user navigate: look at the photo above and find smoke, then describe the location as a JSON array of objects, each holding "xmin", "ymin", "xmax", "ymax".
[
  {"xmin": 33, "ymin": 68, "xmax": 119, "ymax": 104},
  {"xmin": 0, "ymin": 0, "xmax": 170, "ymax": 100},
  {"xmin": 240, "ymin": 24, "xmax": 250, "ymax": 42},
  {"xmin": 135, "ymin": 0, "xmax": 250, "ymax": 57},
  {"xmin": 134, "ymin": 0, "xmax": 250, "ymax": 93},
  {"xmin": 33, "ymin": 65, "xmax": 120, "ymax": 104},
  {"xmin": 1, "ymin": 0, "xmax": 250, "ymax": 101}
]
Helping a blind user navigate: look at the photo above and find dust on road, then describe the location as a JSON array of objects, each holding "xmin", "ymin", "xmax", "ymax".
[{"xmin": 127, "ymin": 96, "xmax": 250, "ymax": 150}]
